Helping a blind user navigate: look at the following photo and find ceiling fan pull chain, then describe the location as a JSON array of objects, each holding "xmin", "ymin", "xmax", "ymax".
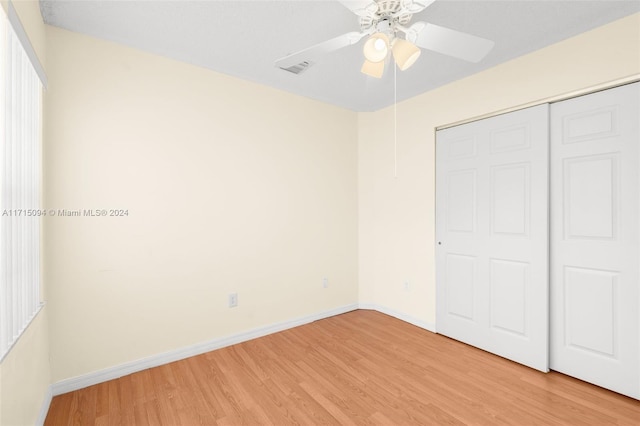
[{"xmin": 394, "ymin": 60, "xmax": 398, "ymax": 179}]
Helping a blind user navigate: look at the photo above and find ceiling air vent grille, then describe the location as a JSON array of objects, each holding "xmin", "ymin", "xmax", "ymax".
[{"xmin": 279, "ymin": 61, "xmax": 313, "ymax": 75}]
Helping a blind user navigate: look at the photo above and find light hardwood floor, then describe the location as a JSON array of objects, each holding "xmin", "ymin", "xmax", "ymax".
[{"xmin": 45, "ymin": 310, "xmax": 640, "ymax": 425}]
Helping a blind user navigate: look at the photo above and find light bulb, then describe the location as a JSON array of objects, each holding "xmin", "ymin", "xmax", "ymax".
[{"xmin": 363, "ymin": 33, "xmax": 389, "ymax": 63}]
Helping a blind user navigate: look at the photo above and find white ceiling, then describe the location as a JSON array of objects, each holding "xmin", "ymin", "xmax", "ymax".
[{"xmin": 40, "ymin": 0, "xmax": 640, "ymax": 112}]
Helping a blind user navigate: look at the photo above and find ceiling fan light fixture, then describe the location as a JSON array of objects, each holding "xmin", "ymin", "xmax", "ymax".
[
  {"xmin": 361, "ymin": 59, "xmax": 384, "ymax": 78},
  {"xmin": 392, "ymin": 38, "xmax": 421, "ymax": 70},
  {"xmin": 363, "ymin": 33, "xmax": 390, "ymax": 63}
]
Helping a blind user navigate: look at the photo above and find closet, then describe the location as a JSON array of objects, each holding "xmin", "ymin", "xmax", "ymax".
[{"xmin": 435, "ymin": 82, "xmax": 639, "ymax": 399}]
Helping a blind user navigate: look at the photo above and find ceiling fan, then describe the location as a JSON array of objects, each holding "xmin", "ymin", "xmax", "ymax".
[{"xmin": 275, "ymin": 0, "xmax": 495, "ymax": 78}]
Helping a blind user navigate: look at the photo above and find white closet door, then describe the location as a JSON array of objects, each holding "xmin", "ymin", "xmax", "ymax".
[
  {"xmin": 550, "ymin": 83, "xmax": 639, "ymax": 399},
  {"xmin": 436, "ymin": 104, "xmax": 549, "ymax": 372}
]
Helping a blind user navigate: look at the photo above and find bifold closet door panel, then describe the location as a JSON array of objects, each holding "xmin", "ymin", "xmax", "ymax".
[
  {"xmin": 435, "ymin": 104, "xmax": 549, "ymax": 372},
  {"xmin": 550, "ymin": 82, "xmax": 639, "ymax": 399}
]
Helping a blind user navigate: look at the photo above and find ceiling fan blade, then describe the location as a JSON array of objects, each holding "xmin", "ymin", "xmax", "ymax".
[
  {"xmin": 409, "ymin": 22, "xmax": 494, "ymax": 63},
  {"xmin": 402, "ymin": 0, "xmax": 436, "ymax": 14},
  {"xmin": 335, "ymin": 0, "xmax": 379, "ymax": 17},
  {"xmin": 275, "ymin": 32, "xmax": 367, "ymax": 70}
]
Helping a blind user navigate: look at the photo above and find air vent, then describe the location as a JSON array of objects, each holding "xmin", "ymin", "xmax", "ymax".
[{"xmin": 279, "ymin": 61, "xmax": 313, "ymax": 75}]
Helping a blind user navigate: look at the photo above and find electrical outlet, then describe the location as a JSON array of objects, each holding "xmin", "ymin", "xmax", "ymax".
[
  {"xmin": 228, "ymin": 292, "xmax": 238, "ymax": 308},
  {"xmin": 404, "ymin": 281, "xmax": 410, "ymax": 291},
  {"xmin": 322, "ymin": 277, "xmax": 329, "ymax": 288}
]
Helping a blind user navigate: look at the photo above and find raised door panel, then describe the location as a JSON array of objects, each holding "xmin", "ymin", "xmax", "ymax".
[
  {"xmin": 490, "ymin": 259, "xmax": 528, "ymax": 337},
  {"xmin": 446, "ymin": 254, "xmax": 476, "ymax": 320},
  {"xmin": 564, "ymin": 155, "xmax": 617, "ymax": 240},
  {"xmin": 564, "ymin": 267, "xmax": 617, "ymax": 357},
  {"xmin": 491, "ymin": 163, "xmax": 530, "ymax": 237},
  {"xmin": 447, "ymin": 170, "xmax": 477, "ymax": 234}
]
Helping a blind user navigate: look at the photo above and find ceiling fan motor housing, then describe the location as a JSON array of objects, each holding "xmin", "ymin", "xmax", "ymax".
[
  {"xmin": 360, "ymin": 0, "xmax": 414, "ymax": 34},
  {"xmin": 376, "ymin": 18, "xmax": 392, "ymax": 33}
]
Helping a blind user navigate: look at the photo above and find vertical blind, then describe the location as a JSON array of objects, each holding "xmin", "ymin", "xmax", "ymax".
[{"xmin": 0, "ymin": 5, "xmax": 44, "ymax": 361}]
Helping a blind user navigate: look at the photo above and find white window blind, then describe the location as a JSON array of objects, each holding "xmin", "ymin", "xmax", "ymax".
[{"xmin": 0, "ymin": 4, "xmax": 44, "ymax": 361}]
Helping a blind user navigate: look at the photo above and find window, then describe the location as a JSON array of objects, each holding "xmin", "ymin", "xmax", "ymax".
[{"xmin": 0, "ymin": 3, "xmax": 46, "ymax": 361}]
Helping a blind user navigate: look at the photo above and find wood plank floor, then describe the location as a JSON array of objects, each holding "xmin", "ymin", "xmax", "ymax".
[{"xmin": 45, "ymin": 310, "xmax": 640, "ymax": 425}]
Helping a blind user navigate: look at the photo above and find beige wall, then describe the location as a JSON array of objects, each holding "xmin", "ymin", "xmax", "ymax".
[
  {"xmin": 0, "ymin": 311, "xmax": 50, "ymax": 426},
  {"xmin": 0, "ymin": 2, "xmax": 51, "ymax": 425},
  {"xmin": 358, "ymin": 13, "xmax": 640, "ymax": 325},
  {"xmin": 44, "ymin": 26, "xmax": 359, "ymax": 383}
]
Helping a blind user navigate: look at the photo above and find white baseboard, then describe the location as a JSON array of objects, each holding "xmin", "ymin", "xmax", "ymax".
[
  {"xmin": 36, "ymin": 385, "xmax": 52, "ymax": 426},
  {"xmin": 358, "ymin": 302, "xmax": 437, "ymax": 333},
  {"xmin": 49, "ymin": 302, "xmax": 435, "ymax": 399},
  {"xmin": 51, "ymin": 303, "xmax": 359, "ymax": 396}
]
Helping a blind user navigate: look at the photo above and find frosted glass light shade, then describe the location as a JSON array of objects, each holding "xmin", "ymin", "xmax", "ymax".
[
  {"xmin": 363, "ymin": 33, "xmax": 389, "ymax": 63},
  {"xmin": 392, "ymin": 38, "xmax": 421, "ymax": 70},
  {"xmin": 361, "ymin": 59, "xmax": 384, "ymax": 78}
]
